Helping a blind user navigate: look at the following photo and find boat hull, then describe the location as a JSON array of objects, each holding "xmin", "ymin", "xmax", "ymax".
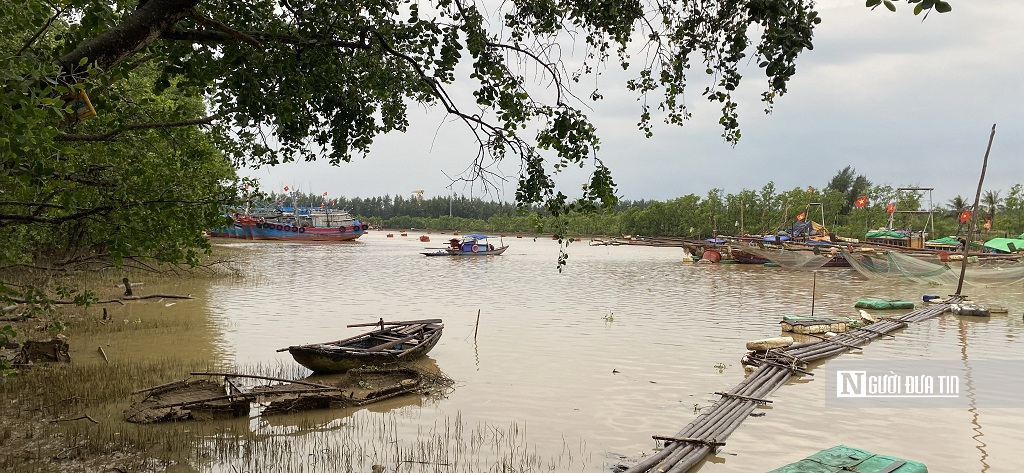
[
  {"xmin": 422, "ymin": 246, "xmax": 509, "ymax": 256},
  {"xmin": 210, "ymin": 222, "xmax": 364, "ymax": 242},
  {"xmin": 288, "ymin": 327, "xmax": 443, "ymax": 374}
]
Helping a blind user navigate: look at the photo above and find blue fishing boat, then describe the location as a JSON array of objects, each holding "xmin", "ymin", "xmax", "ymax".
[{"xmin": 422, "ymin": 234, "xmax": 508, "ymax": 256}]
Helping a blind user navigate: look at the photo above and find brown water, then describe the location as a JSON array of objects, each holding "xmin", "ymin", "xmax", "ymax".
[{"xmin": 83, "ymin": 232, "xmax": 1024, "ymax": 471}]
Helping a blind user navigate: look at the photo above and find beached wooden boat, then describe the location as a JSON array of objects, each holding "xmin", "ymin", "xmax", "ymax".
[{"xmin": 279, "ymin": 319, "xmax": 443, "ymax": 373}]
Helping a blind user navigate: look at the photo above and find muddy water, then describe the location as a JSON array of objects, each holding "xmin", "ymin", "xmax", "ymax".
[{"xmin": 116, "ymin": 232, "xmax": 1023, "ymax": 471}]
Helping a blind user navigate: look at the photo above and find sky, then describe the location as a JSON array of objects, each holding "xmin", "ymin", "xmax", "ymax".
[{"xmin": 239, "ymin": 0, "xmax": 1024, "ymax": 210}]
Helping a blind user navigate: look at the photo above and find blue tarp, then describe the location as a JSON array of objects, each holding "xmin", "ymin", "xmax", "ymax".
[{"xmin": 465, "ymin": 233, "xmax": 489, "ymax": 240}]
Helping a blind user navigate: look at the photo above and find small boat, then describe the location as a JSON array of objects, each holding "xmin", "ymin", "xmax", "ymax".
[
  {"xmin": 279, "ymin": 319, "xmax": 443, "ymax": 374},
  {"xmin": 422, "ymin": 234, "xmax": 508, "ymax": 256}
]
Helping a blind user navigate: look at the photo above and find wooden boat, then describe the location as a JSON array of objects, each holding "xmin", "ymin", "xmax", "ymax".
[
  {"xmin": 210, "ymin": 209, "xmax": 367, "ymax": 242},
  {"xmin": 278, "ymin": 319, "xmax": 443, "ymax": 373},
  {"xmin": 210, "ymin": 189, "xmax": 367, "ymax": 242},
  {"xmin": 422, "ymin": 234, "xmax": 508, "ymax": 256}
]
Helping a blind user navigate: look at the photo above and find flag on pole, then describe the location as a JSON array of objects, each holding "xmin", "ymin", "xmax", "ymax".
[
  {"xmin": 796, "ymin": 212, "xmax": 806, "ymax": 221},
  {"xmin": 959, "ymin": 210, "xmax": 971, "ymax": 223},
  {"xmin": 283, "ymin": 185, "xmax": 289, "ymax": 192},
  {"xmin": 855, "ymin": 196, "xmax": 867, "ymax": 208},
  {"xmin": 322, "ymin": 192, "xmax": 328, "ymax": 197},
  {"xmin": 984, "ymin": 219, "xmax": 991, "ymax": 230},
  {"xmin": 886, "ymin": 203, "xmax": 895, "ymax": 214}
]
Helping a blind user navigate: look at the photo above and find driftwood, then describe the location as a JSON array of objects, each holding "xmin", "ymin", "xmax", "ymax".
[
  {"xmin": 48, "ymin": 414, "xmax": 99, "ymax": 424},
  {"xmin": 122, "ymin": 294, "xmax": 193, "ymax": 300},
  {"xmin": 3, "ymin": 293, "xmax": 192, "ymax": 307}
]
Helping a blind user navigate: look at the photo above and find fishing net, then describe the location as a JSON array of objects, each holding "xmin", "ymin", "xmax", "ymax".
[
  {"xmin": 841, "ymin": 249, "xmax": 1024, "ymax": 286},
  {"xmin": 739, "ymin": 245, "xmax": 837, "ymax": 270}
]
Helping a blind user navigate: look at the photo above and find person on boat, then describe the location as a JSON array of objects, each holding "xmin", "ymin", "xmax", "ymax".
[{"xmin": 449, "ymin": 238, "xmax": 460, "ymax": 250}]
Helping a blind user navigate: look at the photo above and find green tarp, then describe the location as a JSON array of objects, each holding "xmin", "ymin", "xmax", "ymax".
[
  {"xmin": 865, "ymin": 230, "xmax": 905, "ymax": 239},
  {"xmin": 768, "ymin": 445, "xmax": 928, "ymax": 473},
  {"xmin": 983, "ymin": 237, "xmax": 1024, "ymax": 254},
  {"xmin": 926, "ymin": 236, "xmax": 983, "ymax": 249},
  {"xmin": 855, "ymin": 299, "xmax": 915, "ymax": 310}
]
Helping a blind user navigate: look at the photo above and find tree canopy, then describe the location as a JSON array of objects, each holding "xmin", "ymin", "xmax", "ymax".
[{"xmin": 2, "ymin": 0, "xmax": 952, "ymax": 298}]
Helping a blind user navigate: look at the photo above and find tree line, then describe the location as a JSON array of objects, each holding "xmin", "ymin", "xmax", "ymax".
[{"xmin": 254, "ymin": 167, "xmax": 1024, "ymax": 241}]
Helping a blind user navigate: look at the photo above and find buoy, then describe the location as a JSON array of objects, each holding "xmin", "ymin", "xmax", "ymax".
[
  {"xmin": 386, "ymin": 233, "xmax": 394, "ymax": 238},
  {"xmin": 419, "ymin": 235, "xmax": 430, "ymax": 242},
  {"xmin": 517, "ymin": 234, "xmax": 523, "ymax": 238}
]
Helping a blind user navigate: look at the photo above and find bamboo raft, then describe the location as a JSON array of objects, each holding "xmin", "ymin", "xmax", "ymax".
[{"xmin": 622, "ymin": 296, "xmax": 962, "ymax": 473}]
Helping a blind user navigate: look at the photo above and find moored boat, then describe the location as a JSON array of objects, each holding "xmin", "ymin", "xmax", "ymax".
[
  {"xmin": 278, "ymin": 319, "xmax": 444, "ymax": 374},
  {"xmin": 210, "ymin": 208, "xmax": 367, "ymax": 242},
  {"xmin": 422, "ymin": 234, "xmax": 508, "ymax": 256}
]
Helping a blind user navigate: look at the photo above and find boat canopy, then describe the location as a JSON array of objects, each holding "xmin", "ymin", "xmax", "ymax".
[
  {"xmin": 464, "ymin": 233, "xmax": 489, "ymax": 241},
  {"xmin": 865, "ymin": 230, "xmax": 906, "ymax": 239},
  {"xmin": 983, "ymin": 237, "xmax": 1024, "ymax": 254}
]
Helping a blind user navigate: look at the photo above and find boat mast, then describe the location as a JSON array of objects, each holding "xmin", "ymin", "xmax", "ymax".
[{"xmin": 290, "ymin": 188, "xmax": 299, "ymax": 226}]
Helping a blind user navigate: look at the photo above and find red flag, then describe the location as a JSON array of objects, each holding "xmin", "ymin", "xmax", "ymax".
[
  {"xmin": 959, "ymin": 210, "xmax": 971, "ymax": 223},
  {"xmin": 283, "ymin": 185, "xmax": 289, "ymax": 192},
  {"xmin": 855, "ymin": 196, "xmax": 867, "ymax": 208},
  {"xmin": 886, "ymin": 203, "xmax": 895, "ymax": 214},
  {"xmin": 322, "ymin": 192, "xmax": 328, "ymax": 197},
  {"xmin": 806, "ymin": 186, "xmax": 814, "ymax": 194},
  {"xmin": 796, "ymin": 212, "xmax": 806, "ymax": 221},
  {"xmin": 984, "ymin": 219, "xmax": 991, "ymax": 230},
  {"xmin": 243, "ymin": 183, "xmax": 249, "ymax": 190}
]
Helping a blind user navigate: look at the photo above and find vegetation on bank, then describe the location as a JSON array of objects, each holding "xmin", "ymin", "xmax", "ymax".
[{"xmin": 256, "ymin": 167, "xmax": 1024, "ymax": 242}]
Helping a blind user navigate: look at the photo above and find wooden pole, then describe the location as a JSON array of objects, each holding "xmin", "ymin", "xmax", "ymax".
[
  {"xmin": 956, "ymin": 124, "xmax": 997, "ymax": 296},
  {"xmin": 810, "ymin": 271, "xmax": 817, "ymax": 316},
  {"xmin": 474, "ymin": 309, "xmax": 481, "ymax": 341}
]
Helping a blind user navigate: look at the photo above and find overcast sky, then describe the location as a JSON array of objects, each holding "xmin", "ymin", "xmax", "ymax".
[{"xmin": 239, "ymin": 0, "xmax": 1023, "ymax": 210}]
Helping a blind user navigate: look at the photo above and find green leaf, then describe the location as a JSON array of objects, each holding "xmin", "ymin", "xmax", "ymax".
[
  {"xmin": 883, "ymin": 0, "xmax": 896, "ymax": 11},
  {"xmin": 914, "ymin": 3, "xmax": 924, "ymax": 14},
  {"xmin": 78, "ymin": 57, "xmax": 89, "ymax": 66},
  {"xmin": 865, "ymin": 0, "xmax": 882, "ymax": 7},
  {"xmin": 935, "ymin": 1, "xmax": 952, "ymax": 13}
]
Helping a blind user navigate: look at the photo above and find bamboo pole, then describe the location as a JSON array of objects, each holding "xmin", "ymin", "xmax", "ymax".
[
  {"xmin": 628, "ymin": 301, "xmax": 958, "ymax": 472},
  {"xmin": 957, "ymin": 124, "xmax": 996, "ymax": 295}
]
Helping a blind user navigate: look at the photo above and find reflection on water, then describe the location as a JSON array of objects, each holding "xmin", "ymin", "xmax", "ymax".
[{"xmin": 187, "ymin": 232, "xmax": 1024, "ymax": 471}]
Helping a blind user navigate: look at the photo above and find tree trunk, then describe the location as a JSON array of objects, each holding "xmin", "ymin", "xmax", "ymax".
[{"xmin": 56, "ymin": 0, "xmax": 200, "ymax": 81}]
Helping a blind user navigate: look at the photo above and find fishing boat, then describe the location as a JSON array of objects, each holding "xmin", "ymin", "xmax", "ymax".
[
  {"xmin": 210, "ymin": 209, "xmax": 368, "ymax": 242},
  {"xmin": 278, "ymin": 319, "xmax": 444, "ymax": 374},
  {"xmin": 421, "ymin": 234, "xmax": 508, "ymax": 256}
]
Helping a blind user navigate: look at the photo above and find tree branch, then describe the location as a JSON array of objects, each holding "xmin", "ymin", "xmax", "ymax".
[
  {"xmin": 53, "ymin": 116, "xmax": 216, "ymax": 142},
  {"xmin": 57, "ymin": 0, "xmax": 201, "ymax": 81},
  {"xmin": 188, "ymin": 10, "xmax": 262, "ymax": 47},
  {"xmin": 160, "ymin": 29, "xmax": 370, "ymax": 50}
]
